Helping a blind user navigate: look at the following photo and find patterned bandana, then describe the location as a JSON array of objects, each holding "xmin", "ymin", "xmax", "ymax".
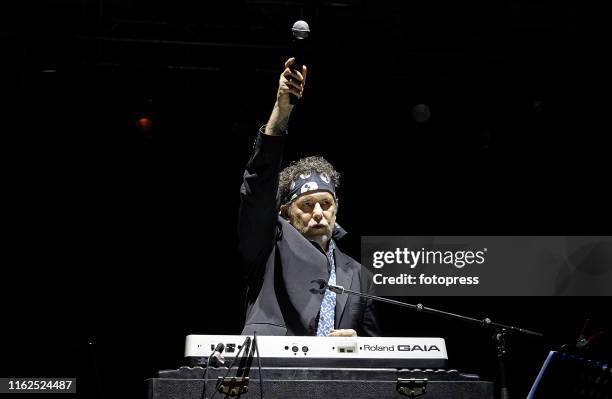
[{"xmin": 282, "ymin": 170, "xmax": 337, "ymax": 205}]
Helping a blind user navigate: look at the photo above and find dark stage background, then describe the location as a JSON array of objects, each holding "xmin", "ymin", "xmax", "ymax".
[{"xmin": 2, "ymin": 1, "xmax": 610, "ymax": 398}]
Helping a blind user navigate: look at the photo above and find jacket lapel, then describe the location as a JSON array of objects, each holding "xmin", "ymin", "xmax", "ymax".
[
  {"xmin": 277, "ymin": 218, "xmax": 329, "ymax": 332},
  {"xmin": 334, "ymin": 249, "xmax": 354, "ymax": 328}
]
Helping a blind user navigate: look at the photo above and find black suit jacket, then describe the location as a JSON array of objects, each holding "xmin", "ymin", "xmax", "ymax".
[{"xmin": 238, "ymin": 132, "xmax": 380, "ymax": 336}]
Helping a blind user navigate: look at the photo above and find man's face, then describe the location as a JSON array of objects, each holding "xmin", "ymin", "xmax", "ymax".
[{"xmin": 283, "ymin": 191, "xmax": 337, "ymax": 243}]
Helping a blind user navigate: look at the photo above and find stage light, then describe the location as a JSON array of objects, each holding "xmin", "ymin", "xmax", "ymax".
[
  {"xmin": 412, "ymin": 104, "xmax": 431, "ymax": 123},
  {"xmin": 136, "ymin": 117, "xmax": 153, "ymax": 137},
  {"xmin": 533, "ymin": 100, "xmax": 543, "ymax": 113}
]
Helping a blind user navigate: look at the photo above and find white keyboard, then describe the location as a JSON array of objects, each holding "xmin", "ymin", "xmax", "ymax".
[{"xmin": 185, "ymin": 335, "xmax": 448, "ymax": 369}]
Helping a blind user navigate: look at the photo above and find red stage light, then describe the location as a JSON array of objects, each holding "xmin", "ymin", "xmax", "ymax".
[{"xmin": 136, "ymin": 117, "xmax": 153, "ymax": 136}]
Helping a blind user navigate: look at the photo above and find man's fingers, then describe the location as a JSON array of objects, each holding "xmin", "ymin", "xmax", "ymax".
[
  {"xmin": 302, "ymin": 65, "xmax": 308, "ymax": 82},
  {"xmin": 278, "ymin": 58, "xmax": 306, "ymax": 101},
  {"xmin": 280, "ymin": 80, "xmax": 301, "ymax": 93},
  {"xmin": 284, "ymin": 57, "xmax": 296, "ymax": 69},
  {"xmin": 293, "ymin": 69, "xmax": 305, "ymax": 82},
  {"xmin": 283, "ymin": 68, "xmax": 304, "ymax": 83},
  {"xmin": 279, "ymin": 85, "xmax": 302, "ymax": 99},
  {"xmin": 285, "ymin": 78, "xmax": 303, "ymax": 91}
]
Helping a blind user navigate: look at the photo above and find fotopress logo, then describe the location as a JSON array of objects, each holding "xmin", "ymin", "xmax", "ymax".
[{"xmin": 372, "ymin": 247, "xmax": 488, "ymax": 269}]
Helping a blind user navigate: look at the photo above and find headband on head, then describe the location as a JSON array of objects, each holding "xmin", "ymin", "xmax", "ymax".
[{"xmin": 282, "ymin": 170, "xmax": 336, "ymax": 205}]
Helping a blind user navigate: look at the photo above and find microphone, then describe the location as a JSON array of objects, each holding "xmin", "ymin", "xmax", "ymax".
[
  {"xmin": 289, "ymin": 20, "xmax": 310, "ymax": 105},
  {"xmin": 310, "ymin": 279, "xmax": 346, "ymax": 295},
  {"xmin": 326, "ymin": 283, "xmax": 346, "ymax": 294}
]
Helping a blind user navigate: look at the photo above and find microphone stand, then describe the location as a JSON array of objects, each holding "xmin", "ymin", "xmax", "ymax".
[{"xmin": 314, "ymin": 280, "xmax": 544, "ymax": 399}]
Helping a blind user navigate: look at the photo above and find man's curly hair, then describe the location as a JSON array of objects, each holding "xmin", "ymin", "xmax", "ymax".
[{"xmin": 278, "ymin": 156, "xmax": 341, "ymax": 205}]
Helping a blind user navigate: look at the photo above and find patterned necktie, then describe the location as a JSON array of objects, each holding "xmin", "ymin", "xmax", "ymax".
[{"xmin": 316, "ymin": 241, "xmax": 336, "ymax": 336}]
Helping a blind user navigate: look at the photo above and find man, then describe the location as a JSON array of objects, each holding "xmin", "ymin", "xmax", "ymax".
[{"xmin": 238, "ymin": 58, "xmax": 380, "ymax": 337}]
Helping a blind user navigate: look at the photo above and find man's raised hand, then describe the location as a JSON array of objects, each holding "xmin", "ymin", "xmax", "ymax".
[
  {"xmin": 264, "ymin": 57, "xmax": 308, "ymax": 136},
  {"xmin": 277, "ymin": 57, "xmax": 308, "ymax": 111}
]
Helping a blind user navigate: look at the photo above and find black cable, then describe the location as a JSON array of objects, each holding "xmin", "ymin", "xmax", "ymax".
[
  {"xmin": 201, "ymin": 343, "xmax": 224, "ymax": 399},
  {"xmin": 236, "ymin": 338, "xmax": 253, "ymax": 378},
  {"xmin": 252, "ymin": 332, "xmax": 264, "ymax": 399}
]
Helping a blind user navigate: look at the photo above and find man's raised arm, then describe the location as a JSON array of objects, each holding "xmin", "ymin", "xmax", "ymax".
[{"xmin": 238, "ymin": 58, "xmax": 307, "ymax": 267}]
